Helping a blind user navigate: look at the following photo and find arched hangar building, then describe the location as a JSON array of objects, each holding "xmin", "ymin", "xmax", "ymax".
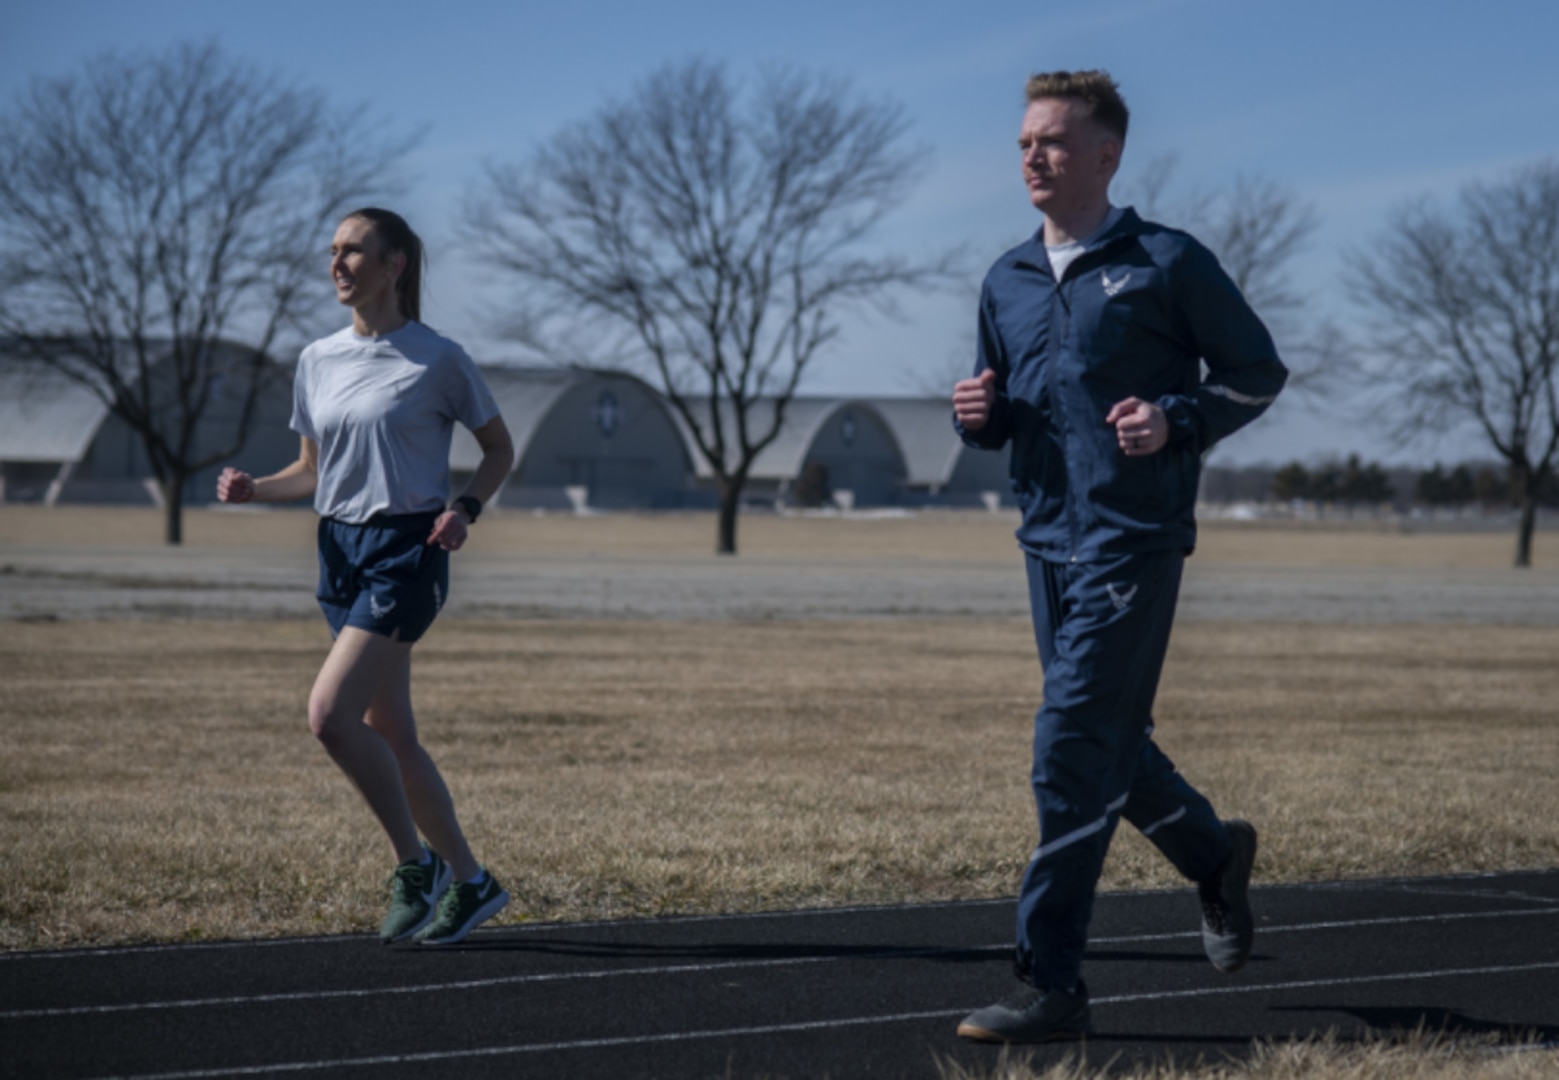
[
  {"xmin": 0, "ymin": 348, "xmax": 298, "ymax": 506},
  {"xmin": 1, "ymin": 357, "xmax": 1010, "ymax": 510},
  {"xmin": 449, "ymin": 368, "xmax": 694, "ymax": 510},
  {"xmin": 681, "ymin": 396, "xmax": 1007, "ymax": 509}
]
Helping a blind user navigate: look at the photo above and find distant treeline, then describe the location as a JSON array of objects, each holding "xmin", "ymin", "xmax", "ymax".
[{"xmin": 1200, "ymin": 456, "xmax": 1559, "ymax": 509}]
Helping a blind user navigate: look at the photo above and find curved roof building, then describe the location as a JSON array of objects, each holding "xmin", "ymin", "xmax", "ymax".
[
  {"xmin": 0, "ymin": 349, "xmax": 297, "ymax": 505},
  {"xmin": 864, "ymin": 397, "xmax": 1010, "ymax": 502},
  {"xmin": 451, "ymin": 367, "xmax": 694, "ymax": 509},
  {"xmin": 680, "ymin": 394, "xmax": 1010, "ymax": 507},
  {"xmin": 3, "ymin": 348, "xmax": 1010, "ymax": 511},
  {"xmin": 680, "ymin": 396, "xmax": 908, "ymax": 506}
]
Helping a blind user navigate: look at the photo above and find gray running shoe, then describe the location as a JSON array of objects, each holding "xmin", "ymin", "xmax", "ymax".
[
  {"xmin": 956, "ymin": 981, "xmax": 1092, "ymax": 1043},
  {"xmin": 414, "ymin": 870, "xmax": 510, "ymax": 945},
  {"xmin": 380, "ymin": 849, "xmax": 453, "ymax": 944},
  {"xmin": 1200, "ymin": 818, "xmax": 1257, "ymax": 972}
]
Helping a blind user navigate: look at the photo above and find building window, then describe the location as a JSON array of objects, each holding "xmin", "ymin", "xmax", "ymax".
[{"xmin": 592, "ymin": 390, "xmax": 621, "ymax": 438}]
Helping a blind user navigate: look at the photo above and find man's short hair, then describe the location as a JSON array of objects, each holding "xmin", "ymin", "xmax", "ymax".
[{"xmin": 1025, "ymin": 70, "xmax": 1129, "ymax": 144}]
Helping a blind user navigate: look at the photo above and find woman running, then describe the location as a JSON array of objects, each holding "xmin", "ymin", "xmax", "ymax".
[{"xmin": 218, "ymin": 207, "xmax": 515, "ymax": 945}]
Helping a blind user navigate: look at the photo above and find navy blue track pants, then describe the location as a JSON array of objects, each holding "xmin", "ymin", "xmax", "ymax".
[{"xmin": 1014, "ymin": 549, "xmax": 1233, "ymax": 991}]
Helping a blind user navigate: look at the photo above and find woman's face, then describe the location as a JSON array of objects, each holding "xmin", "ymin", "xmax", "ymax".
[{"xmin": 329, "ymin": 216, "xmax": 402, "ymax": 312}]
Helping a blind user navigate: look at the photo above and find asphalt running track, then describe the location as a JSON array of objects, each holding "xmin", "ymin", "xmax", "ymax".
[{"xmin": 4, "ymin": 870, "xmax": 1558, "ymax": 1079}]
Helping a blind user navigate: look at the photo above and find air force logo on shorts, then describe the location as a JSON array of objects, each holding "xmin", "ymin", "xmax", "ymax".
[{"xmin": 317, "ymin": 512, "xmax": 450, "ymax": 643}]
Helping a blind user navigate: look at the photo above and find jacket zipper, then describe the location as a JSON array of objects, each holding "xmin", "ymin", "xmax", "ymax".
[{"xmin": 1047, "ymin": 270, "xmax": 1082, "ymax": 563}]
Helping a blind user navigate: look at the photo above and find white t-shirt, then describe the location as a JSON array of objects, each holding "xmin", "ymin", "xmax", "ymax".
[
  {"xmin": 291, "ymin": 322, "xmax": 500, "ymax": 523},
  {"xmin": 1045, "ymin": 206, "xmax": 1125, "ymax": 280}
]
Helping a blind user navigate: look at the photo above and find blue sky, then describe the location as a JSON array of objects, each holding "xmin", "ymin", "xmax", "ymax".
[{"xmin": 5, "ymin": 0, "xmax": 1557, "ymax": 465}]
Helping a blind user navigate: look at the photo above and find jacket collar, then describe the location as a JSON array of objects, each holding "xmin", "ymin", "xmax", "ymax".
[{"xmin": 1013, "ymin": 206, "xmax": 1145, "ymax": 276}]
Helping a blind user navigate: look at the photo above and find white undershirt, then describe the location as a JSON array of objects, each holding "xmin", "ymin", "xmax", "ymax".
[{"xmin": 1045, "ymin": 206, "xmax": 1124, "ymax": 280}]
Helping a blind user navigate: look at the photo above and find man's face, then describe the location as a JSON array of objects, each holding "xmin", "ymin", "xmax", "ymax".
[{"xmin": 1018, "ymin": 97, "xmax": 1120, "ymax": 216}]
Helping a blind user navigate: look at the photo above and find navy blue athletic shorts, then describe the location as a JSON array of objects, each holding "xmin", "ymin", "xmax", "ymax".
[{"xmin": 316, "ymin": 512, "xmax": 448, "ymax": 643}]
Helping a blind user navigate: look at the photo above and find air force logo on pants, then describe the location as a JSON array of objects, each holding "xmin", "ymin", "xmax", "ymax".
[{"xmin": 1106, "ymin": 581, "xmax": 1138, "ymax": 611}]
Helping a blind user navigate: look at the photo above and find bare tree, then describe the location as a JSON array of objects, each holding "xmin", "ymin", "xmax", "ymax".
[
  {"xmin": 1350, "ymin": 159, "xmax": 1559, "ymax": 567},
  {"xmin": 0, "ymin": 42, "xmax": 411, "ymax": 543},
  {"xmin": 1167, "ymin": 172, "xmax": 1345, "ymax": 399},
  {"xmin": 1117, "ymin": 151, "xmax": 1181, "ymax": 221},
  {"xmin": 465, "ymin": 59, "xmax": 950, "ymax": 554}
]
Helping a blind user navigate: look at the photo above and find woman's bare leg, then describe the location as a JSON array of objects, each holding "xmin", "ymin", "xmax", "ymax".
[
  {"xmin": 362, "ymin": 649, "xmax": 481, "ymax": 880},
  {"xmin": 307, "ymin": 628, "xmax": 423, "ymax": 864}
]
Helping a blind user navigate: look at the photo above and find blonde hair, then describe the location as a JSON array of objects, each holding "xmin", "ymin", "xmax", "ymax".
[{"xmin": 1024, "ymin": 70, "xmax": 1129, "ymax": 143}]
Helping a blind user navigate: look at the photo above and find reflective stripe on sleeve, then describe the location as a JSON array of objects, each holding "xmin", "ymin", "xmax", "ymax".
[{"xmin": 1205, "ymin": 384, "xmax": 1277, "ymax": 407}]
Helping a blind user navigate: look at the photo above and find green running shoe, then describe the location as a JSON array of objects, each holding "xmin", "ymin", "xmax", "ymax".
[
  {"xmin": 379, "ymin": 849, "xmax": 452, "ymax": 944},
  {"xmin": 414, "ymin": 870, "xmax": 510, "ymax": 945}
]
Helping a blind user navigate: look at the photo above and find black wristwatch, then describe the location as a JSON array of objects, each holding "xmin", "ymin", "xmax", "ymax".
[{"xmin": 453, "ymin": 495, "xmax": 482, "ymax": 524}]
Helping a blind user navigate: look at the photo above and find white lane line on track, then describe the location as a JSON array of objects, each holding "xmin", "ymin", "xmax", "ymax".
[
  {"xmin": 8, "ymin": 905, "xmax": 1558, "ymax": 1021},
  {"xmin": 75, "ymin": 960, "xmax": 1559, "ymax": 1080},
  {"xmin": 5, "ymin": 946, "xmax": 972, "ymax": 1019}
]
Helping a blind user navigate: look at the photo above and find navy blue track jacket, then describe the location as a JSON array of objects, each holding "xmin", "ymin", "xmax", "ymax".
[{"xmin": 958, "ymin": 207, "xmax": 1288, "ymax": 562}]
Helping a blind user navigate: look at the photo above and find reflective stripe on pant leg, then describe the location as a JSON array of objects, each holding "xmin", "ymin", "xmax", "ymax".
[
  {"xmin": 1121, "ymin": 738, "xmax": 1232, "ymax": 882},
  {"xmin": 1139, "ymin": 805, "xmax": 1186, "ymax": 837},
  {"xmin": 1028, "ymin": 791, "xmax": 1131, "ymax": 863}
]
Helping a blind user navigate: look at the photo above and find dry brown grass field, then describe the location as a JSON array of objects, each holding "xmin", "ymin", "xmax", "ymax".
[
  {"xmin": 4, "ymin": 610, "xmax": 1557, "ymax": 952},
  {"xmin": 3, "ymin": 505, "xmax": 1556, "ymax": 953},
  {"xmin": 936, "ymin": 1030, "xmax": 1559, "ymax": 1080},
  {"xmin": 2, "ymin": 506, "xmax": 1558, "ymax": 1078}
]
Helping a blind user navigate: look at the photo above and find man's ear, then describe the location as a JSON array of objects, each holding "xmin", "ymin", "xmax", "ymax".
[{"xmin": 1099, "ymin": 136, "xmax": 1123, "ymax": 181}]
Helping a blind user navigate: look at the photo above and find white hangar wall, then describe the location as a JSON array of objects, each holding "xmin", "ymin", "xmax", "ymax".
[{"xmin": 3, "ymin": 349, "xmax": 1014, "ymax": 511}]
